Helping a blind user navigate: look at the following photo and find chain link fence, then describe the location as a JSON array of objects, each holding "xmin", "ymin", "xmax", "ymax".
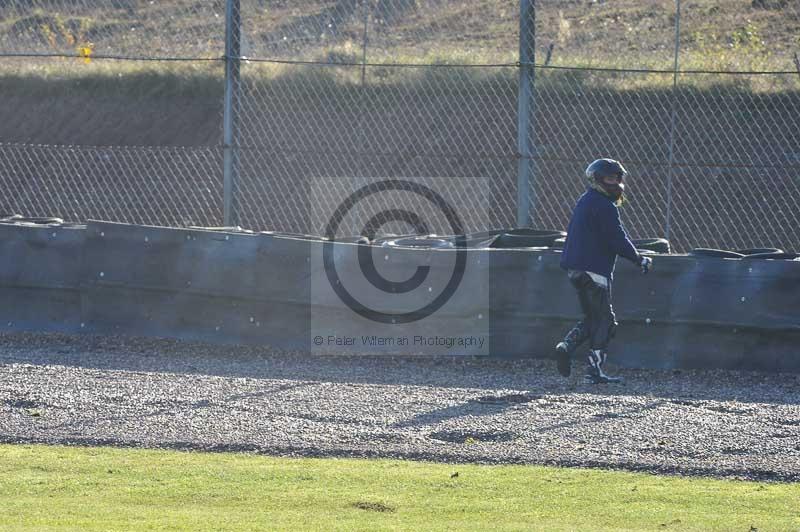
[
  {"xmin": 530, "ymin": 0, "xmax": 800, "ymax": 253},
  {"xmin": 0, "ymin": 0, "xmax": 798, "ymax": 252}
]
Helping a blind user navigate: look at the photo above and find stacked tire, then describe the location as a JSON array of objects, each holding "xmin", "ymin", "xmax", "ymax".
[
  {"xmin": 488, "ymin": 229, "xmax": 566, "ymax": 249},
  {"xmin": 688, "ymin": 247, "xmax": 798, "ymax": 260}
]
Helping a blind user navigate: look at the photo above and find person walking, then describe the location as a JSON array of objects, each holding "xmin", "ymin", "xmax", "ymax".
[{"xmin": 556, "ymin": 158, "xmax": 653, "ymax": 384}]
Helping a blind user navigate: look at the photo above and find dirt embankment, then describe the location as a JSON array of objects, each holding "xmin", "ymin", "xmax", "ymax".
[{"xmin": 1, "ymin": 92, "xmax": 222, "ymax": 147}]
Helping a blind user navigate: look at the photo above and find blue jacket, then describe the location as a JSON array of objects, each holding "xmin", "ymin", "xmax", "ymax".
[{"xmin": 560, "ymin": 188, "xmax": 640, "ymax": 279}]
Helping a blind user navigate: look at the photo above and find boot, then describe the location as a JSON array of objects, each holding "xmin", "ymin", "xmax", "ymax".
[
  {"xmin": 554, "ymin": 323, "xmax": 588, "ymax": 377},
  {"xmin": 555, "ymin": 342, "xmax": 571, "ymax": 377},
  {"xmin": 584, "ymin": 349, "xmax": 623, "ymax": 384}
]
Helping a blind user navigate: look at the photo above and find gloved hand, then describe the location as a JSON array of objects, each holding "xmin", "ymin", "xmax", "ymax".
[{"xmin": 640, "ymin": 255, "xmax": 653, "ymax": 274}]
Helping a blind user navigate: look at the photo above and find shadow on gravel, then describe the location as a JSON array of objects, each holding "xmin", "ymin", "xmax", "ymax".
[
  {"xmin": 393, "ymin": 395, "xmax": 675, "ymax": 438},
  {"xmin": 534, "ymin": 399, "xmax": 669, "ymax": 434},
  {"xmin": 429, "ymin": 430, "xmax": 516, "ymax": 443},
  {"xmin": 27, "ymin": 382, "xmax": 316, "ymax": 433},
  {"xmin": 1, "ymin": 333, "xmax": 799, "ymax": 406},
  {"xmin": 393, "ymin": 393, "xmax": 537, "ymax": 428}
]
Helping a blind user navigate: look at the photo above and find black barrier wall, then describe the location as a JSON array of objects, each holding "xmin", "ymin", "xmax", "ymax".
[
  {"xmin": 1, "ymin": 220, "xmax": 798, "ymax": 372},
  {"xmin": 0, "ymin": 222, "xmax": 86, "ymax": 332}
]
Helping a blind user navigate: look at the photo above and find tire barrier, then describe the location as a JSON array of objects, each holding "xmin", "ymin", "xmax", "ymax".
[
  {"xmin": 0, "ymin": 220, "xmax": 798, "ymax": 371},
  {"xmin": 463, "ymin": 236, "xmax": 500, "ymax": 249},
  {"xmin": 689, "ymin": 248, "xmax": 746, "ymax": 259},
  {"xmin": 633, "ymin": 238, "xmax": 671, "ymax": 254},
  {"xmin": 332, "ymin": 236, "xmax": 372, "ymax": 245},
  {"xmin": 689, "ymin": 248, "xmax": 797, "ymax": 261},
  {"xmin": 381, "ymin": 236, "xmax": 455, "ymax": 249},
  {"xmin": 489, "ymin": 229, "xmax": 565, "ymax": 249},
  {"xmin": 503, "ymin": 228, "xmax": 567, "ymax": 238},
  {"xmin": 740, "ymin": 252, "xmax": 799, "ymax": 261},
  {"xmin": 462, "ymin": 229, "xmax": 510, "ymax": 240},
  {"xmin": 0, "ymin": 215, "xmax": 66, "ymax": 225},
  {"xmin": 736, "ymin": 248, "xmax": 784, "ymax": 256},
  {"xmin": 188, "ymin": 226, "xmax": 255, "ymax": 234}
]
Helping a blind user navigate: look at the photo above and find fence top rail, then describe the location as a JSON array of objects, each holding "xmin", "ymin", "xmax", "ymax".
[{"xmin": 2, "ymin": 51, "xmax": 798, "ymax": 76}]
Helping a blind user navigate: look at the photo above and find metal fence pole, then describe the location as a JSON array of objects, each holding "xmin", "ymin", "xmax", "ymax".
[
  {"xmin": 223, "ymin": 0, "xmax": 242, "ymax": 226},
  {"xmin": 516, "ymin": 0, "xmax": 535, "ymax": 228},
  {"xmin": 355, "ymin": 0, "xmax": 370, "ymax": 234},
  {"xmin": 361, "ymin": 1, "xmax": 369, "ymax": 87},
  {"xmin": 665, "ymin": 0, "xmax": 681, "ymax": 239}
]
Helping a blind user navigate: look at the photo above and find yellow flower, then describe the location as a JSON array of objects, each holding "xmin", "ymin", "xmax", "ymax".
[{"xmin": 77, "ymin": 43, "xmax": 94, "ymax": 64}]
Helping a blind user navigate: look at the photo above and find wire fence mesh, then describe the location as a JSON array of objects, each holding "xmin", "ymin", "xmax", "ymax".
[
  {"xmin": 0, "ymin": 142, "xmax": 223, "ymax": 226},
  {"xmin": 0, "ymin": 0, "xmax": 798, "ymax": 253}
]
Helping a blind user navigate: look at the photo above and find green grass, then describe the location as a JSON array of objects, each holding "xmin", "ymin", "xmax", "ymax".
[{"xmin": 0, "ymin": 444, "xmax": 798, "ymax": 531}]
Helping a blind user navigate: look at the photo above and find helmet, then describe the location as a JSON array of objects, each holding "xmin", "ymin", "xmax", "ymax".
[
  {"xmin": 585, "ymin": 158, "xmax": 627, "ymax": 182},
  {"xmin": 585, "ymin": 158, "xmax": 627, "ymax": 205}
]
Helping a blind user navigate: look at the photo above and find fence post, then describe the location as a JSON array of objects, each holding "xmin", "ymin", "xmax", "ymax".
[
  {"xmin": 223, "ymin": 0, "xmax": 242, "ymax": 227},
  {"xmin": 516, "ymin": 0, "xmax": 535, "ymax": 228},
  {"xmin": 361, "ymin": 0, "xmax": 369, "ymax": 87},
  {"xmin": 353, "ymin": 0, "xmax": 371, "ymax": 234},
  {"xmin": 665, "ymin": 0, "xmax": 681, "ymax": 240}
]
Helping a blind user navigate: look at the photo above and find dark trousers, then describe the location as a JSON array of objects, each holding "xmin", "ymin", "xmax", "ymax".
[{"xmin": 562, "ymin": 270, "xmax": 617, "ymax": 353}]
